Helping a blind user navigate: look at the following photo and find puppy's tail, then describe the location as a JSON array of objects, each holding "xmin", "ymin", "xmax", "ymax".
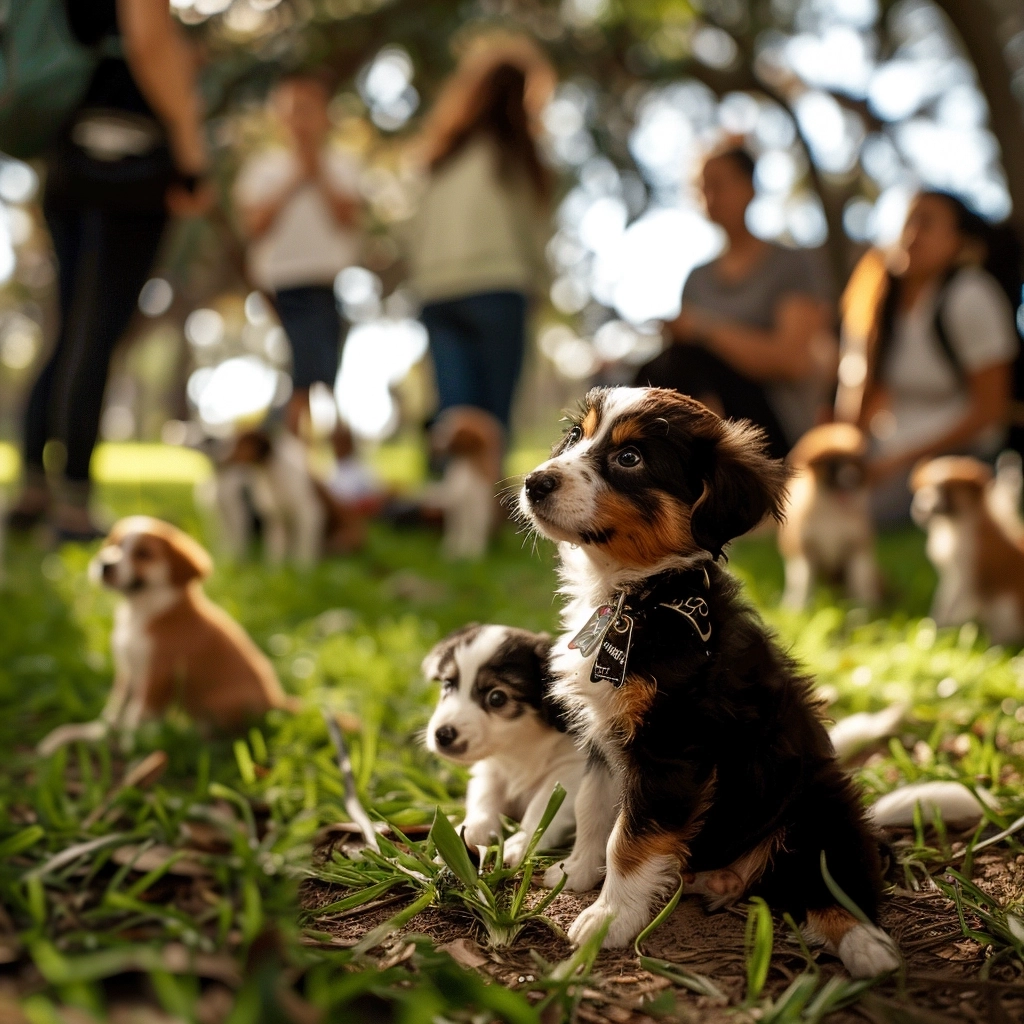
[{"xmin": 804, "ymin": 907, "xmax": 900, "ymax": 978}]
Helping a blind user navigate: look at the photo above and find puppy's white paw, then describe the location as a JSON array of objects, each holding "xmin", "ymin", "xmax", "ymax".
[
  {"xmin": 461, "ymin": 818, "xmax": 499, "ymax": 850},
  {"xmin": 568, "ymin": 899, "xmax": 638, "ymax": 948},
  {"xmin": 568, "ymin": 900, "xmax": 614, "ymax": 947},
  {"xmin": 837, "ymin": 923, "xmax": 900, "ymax": 978},
  {"xmin": 542, "ymin": 857, "xmax": 602, "ymax": 892},
  {"xmin": 503, "ymin": 831, "xmax": 530, "ymax": 867}
]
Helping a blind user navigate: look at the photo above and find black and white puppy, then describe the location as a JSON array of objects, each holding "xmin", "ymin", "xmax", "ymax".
[
  {"xmin": 423, "ymin": 625, "xmax": 585, "ymax": 866},
  {"xmin": 517, "ymin": 386, "xmax": 898, "ymax": 978}
]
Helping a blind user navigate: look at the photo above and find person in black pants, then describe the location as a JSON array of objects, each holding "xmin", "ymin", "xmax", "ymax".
[{"xmin": 9, "ymin": 0, "xmax": 211, "ymax": 540}]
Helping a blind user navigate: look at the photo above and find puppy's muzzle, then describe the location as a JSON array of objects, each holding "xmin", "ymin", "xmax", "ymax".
[{"xmin": 524, "ymin": 470, "xmax": 561, "ymax": 505}]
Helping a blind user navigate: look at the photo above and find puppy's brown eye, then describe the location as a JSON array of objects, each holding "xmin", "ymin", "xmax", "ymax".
[
  {"xmin": 566, "ymin": 424, "xmax": 583, "ymax": 446},
  {"xmin": 487, "ymin": 690, "xmax": 508, "ymax": 709},
  {"xmin": 616, "ymin": 447, "xmax": 642, "ymax": 469}
]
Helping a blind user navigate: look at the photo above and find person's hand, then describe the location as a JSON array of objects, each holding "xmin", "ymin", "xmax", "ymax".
[{"xmin": 166, "ymin": 178, "xmax": 216, "ymax": 218}]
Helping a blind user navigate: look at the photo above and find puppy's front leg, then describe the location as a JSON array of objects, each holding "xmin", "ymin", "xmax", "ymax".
[
  {"xmin": 543, "ymin": 759, "xmax": 618, "ymax": 890},
  {"xmin": 504, "ymin": 769, "xmax": 578, "ymax": 867},
  {"xmin": 461, "ymin": 760, "xmax": 507, "ymax": 850},
  {"xmin": 781, "ymin": 555, "xmax": 812, "ymax": 611},
  {"xmin": 846, "ymin": 548, "xmax": 881, "ymax": 606},
  {"xmin": 567, "ymin": 815, "xmax": 680, "ymax": 949}
]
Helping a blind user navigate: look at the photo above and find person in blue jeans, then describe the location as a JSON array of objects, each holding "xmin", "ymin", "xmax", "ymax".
[{"xmin": 409, "ymin": 47, "xmax": 554, "ymax": 432}]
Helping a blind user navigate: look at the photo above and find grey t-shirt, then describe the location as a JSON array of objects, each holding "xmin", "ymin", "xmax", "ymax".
[{"xmin": 682, "ymin": 244, "xmax": 833, "ymax": 444}]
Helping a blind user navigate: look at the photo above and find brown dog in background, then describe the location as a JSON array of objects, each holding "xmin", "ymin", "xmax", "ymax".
[
  {"xmin": 38, "ymin": 517, "xmax": 295, "ymax": 755},
  {"xmin": 911, "ymin": 456, "xmax": 1024, "ymax": 645},
  {"xmin": 778, "ymin": 423, "xmax": 881, "ymax": 610}
]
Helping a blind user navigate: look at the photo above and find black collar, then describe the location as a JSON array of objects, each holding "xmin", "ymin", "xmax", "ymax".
[{"xmin": 569, "ymin": 565, "xmax": 714, "ymax": 687}]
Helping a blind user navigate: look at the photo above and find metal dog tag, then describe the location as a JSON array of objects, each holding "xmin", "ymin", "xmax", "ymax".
[
  {"xmin": 590, "ymin": 613, "xmax": 634, "ymax": 687},
  {"xmin": 569, "ymin": 593, "xmax": 625, "ymax": 658}
]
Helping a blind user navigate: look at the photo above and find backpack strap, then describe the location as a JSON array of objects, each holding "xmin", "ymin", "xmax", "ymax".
[{"xmin": 932, "ymin": 268, "xmax": 967, "ymax": 384}]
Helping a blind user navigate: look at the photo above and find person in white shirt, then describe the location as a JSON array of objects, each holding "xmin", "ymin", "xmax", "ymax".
[
  {"xmin": 234, "ymin": 74, "xmax": 361, "ymax": 432},
  {"xmin": 851, "ymin": 191, "xmax": 1019, "ymax": 523}
]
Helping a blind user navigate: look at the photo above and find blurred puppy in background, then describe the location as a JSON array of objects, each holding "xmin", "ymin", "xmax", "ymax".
[
  {"xmin": 778, "ymin": 423, "xmax": 881, "ymax": 610},
  {"xmin": 911, "ymin": 455, "xmax": 1024, "ymax": 644},
  {"xmin": 38, "ymin": 517, "xmax": 295, "ymax": 755},
  {"xmin": 425, "ymin": 406, "xmax": 504, "ymax": 560},
  {"xmin": 214, "ymin": 429, "xmax": 363, "ymax": 566},
  {"xmin": 423, "ymin": 624, "xmax": 583, "ymax": 866}
]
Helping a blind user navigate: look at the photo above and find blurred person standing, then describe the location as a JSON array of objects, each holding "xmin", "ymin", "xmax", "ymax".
[
  {"xmin": 408, "ymin": 39, "xmax": 554, "ymax": 436},
  {"xmin": 234, "ymin": 74, "xmax": 362, "ymax": 434},
  {"xmin": 8, "ymin": 0, "xmax": 212, "ymax": 540},
  {"xmin": 636, "ymin": 147, "xmax": 835, "ymax": 459},
  {"xmin": 838, "ymin": 191, "xmax": 1018, "ymax": 524}
]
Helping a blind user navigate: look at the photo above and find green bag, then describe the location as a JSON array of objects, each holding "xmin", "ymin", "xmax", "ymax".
[{"xmin": 0, "ymin": 0, "xmax": 97, "ymax": 159}]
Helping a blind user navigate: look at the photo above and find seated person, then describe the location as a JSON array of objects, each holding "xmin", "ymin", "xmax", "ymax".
[
  {"xmin": 636, "ymin": 146, "xmax": 835, "ymax": 459},
  {"xmin": 843, "ymin": 191, "xmax": 1019, "ymax": 524}
]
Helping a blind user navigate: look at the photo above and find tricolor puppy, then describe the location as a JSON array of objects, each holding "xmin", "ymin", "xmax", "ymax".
[
  {"xmin": 911, "ymin": 456, "xmax": 1024, "ymax": 645},
  {"xmin": 517, "ymin": 387, "xmax": 898, "ymax": 978},
  {"xmin": 778, "ymin": 423, "xmax": 881, "ymax": 610},
  {"xmin": 423, "ymin": 625, "xmax": 584, "ymax": 866},
  {"xmin": 38, "ymin": 517, "xmax": 294, "ymax": 756}
]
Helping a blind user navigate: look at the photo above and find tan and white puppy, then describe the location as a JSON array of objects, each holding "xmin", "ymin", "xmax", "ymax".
[
  {"xmin": 38, "ymin": 517, "xmax": 294, "ymax": 755},
  {"xmin": 423, "ymin": 624, "xmax": 584, "ymax": 866},
  {"xmin": 911, "ymin": 456, "xmax": 1024, "ymax": 645},
  {"xmin": 778, "ymin": 423, "xmax": 881, "ymax": 610}
]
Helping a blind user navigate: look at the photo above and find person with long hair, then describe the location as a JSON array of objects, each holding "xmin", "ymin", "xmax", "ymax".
[
  {"xmin": 408, "ymin": 39, "xmax": 554, "ymax": 434},
  {"xmin": 841, "ymin": 191, "xmax": 1018, "ymax": 523},
  {"xmin": 636, "ymin": 146, "xmax": 835, "ymax": 459},
  {"xmin": 7, "ymin": 0, "xmax": 212, "ymax": 540}
]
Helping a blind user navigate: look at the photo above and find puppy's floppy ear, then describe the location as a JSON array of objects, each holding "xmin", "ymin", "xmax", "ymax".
[
  {"xmin": 422, "ymin": 623, "xmax": 480, "ymax": 680},
  {"xmin": 689, "ymin": 420, "xmax": 791, "ymax": 559},
  {"xmin": 162, "ymin": 528, "xmax": 214, "ymax": 585}
]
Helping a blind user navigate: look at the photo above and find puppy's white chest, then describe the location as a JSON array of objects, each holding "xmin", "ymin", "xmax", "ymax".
[
  {"xmin": 803, "ymin": 492, "xmax": 870, "ymax": 568},
  {"xmin": 112, "ymin": 604, "xmax": 153, "ymax": 686}
]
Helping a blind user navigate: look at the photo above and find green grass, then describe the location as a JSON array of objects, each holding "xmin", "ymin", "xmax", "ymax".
[{"xmin": 1, "ymin": 481, "xmax": 1023, "ymax": 1022}]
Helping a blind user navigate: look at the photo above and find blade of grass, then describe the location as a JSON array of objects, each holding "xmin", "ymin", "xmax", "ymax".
[
  {"xmin": 819, "ymin": 850, "xmax": 871, "ymax": 925},
  {"xmin": 428, "ymin": 807, "xmax": 478, "ymax": 889},
  {"xmin": 323, "ymin": 709, "xmax": 378, "ymax": 853}
]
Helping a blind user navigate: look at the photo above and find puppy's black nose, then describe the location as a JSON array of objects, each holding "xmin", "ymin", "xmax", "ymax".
[
  {"xmin": 525, "ymin": 471, "xmax": 560, "ymax": 503},
  {"xmin": 102, "ymin": 562, "xmax": 116, "ymax": 581},
  {"xmin": 435, "ymin": 725, "xmax": 458, "ymax": 748}
]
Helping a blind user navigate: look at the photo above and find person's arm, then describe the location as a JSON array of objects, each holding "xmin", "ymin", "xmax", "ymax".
[
  {"xmin": 670, "ymin": 294, "xmax": 831, "ymax": 382},
  {"xmin": 869, "ymin": 363, "xmax": 1013, "ymax": 481},
  {"xmin": 115, "ymin": 0, "xmax": 206, "ymax": 175},
  {"xmin": 238, "ymin": 169, "xmax": 304, "ymax": 239},
  {"xmin": 316, "ymin": 157, "xmax": 361, "ymax": 229}
]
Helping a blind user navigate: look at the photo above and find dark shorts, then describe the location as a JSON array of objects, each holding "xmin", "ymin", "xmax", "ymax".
[{"xmin": 275, "ymin": 285, "xmax": 345, "ymax": 391}]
